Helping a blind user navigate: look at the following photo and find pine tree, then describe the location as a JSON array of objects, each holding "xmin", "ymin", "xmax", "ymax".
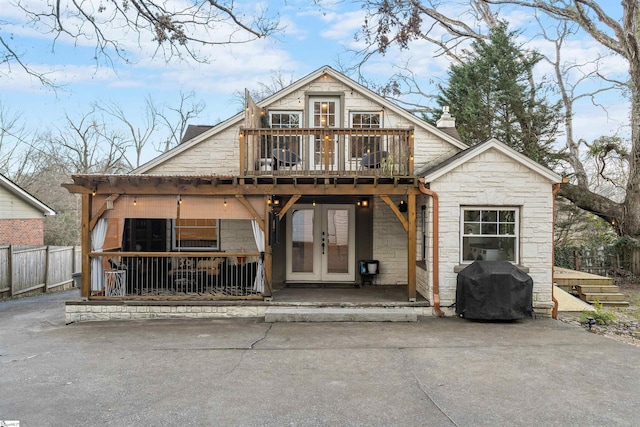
[{"xmin": 434, "ymin": 22, "xmax": 561, "ymax": 167}]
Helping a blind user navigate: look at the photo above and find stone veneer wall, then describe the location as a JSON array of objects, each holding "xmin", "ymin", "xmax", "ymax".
[{"xmin": 429, "ymin": 148, "xmax": 555, "ymax": 316}]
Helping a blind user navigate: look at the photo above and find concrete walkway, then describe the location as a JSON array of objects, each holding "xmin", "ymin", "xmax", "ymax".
[{"xmin": 2, "ymin": 289, "xmax": 639, "ymax": 426}]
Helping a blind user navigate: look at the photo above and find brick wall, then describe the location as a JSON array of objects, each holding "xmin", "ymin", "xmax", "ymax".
[{"xmin": 0, "ymin": 218, "xmax": 44, "ymax": 245}]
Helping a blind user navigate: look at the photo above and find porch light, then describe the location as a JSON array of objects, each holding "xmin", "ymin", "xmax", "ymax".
[
  {"xmin": 178, "ymin": 195, "xmax": 182, "ymax": 206},
  {"xmin": 224, "ymin": 198, "xmax": 227, "ymax": 207},
  {"xmin": 133, "ymin": 196, "xmax": 137, "ymax": 206},
  {"xmin": 398, "ymin": 200, "xmax": 407, "ymax": 212},
  {"xmin": 312, "ymin": 200, "xmax": 316, "ymax": 207},
  {"xmin": 92, "ymin": 187, "xmax": 96, "ymax": 196},
  {"xmin": 272, "ymin": 196, "xmax": 281, "ymax": 206},
  {"xmin": 358, "ymin": 198, "xmax": 369, "ymax": 207}
]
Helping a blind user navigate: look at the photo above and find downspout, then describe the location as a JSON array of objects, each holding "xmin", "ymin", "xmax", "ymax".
[
  {"xmin": 418, "ymin": 178, "xmax": 445, "ymax": 317},
  {"xmin": 551, "ymin": 183, "xmax": 561, "ymax": 319}
]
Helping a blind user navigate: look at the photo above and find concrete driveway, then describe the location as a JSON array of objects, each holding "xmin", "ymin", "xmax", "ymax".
[{"xmin": 1, "ymin": 289, "xmax": 639, "ymax": 426}]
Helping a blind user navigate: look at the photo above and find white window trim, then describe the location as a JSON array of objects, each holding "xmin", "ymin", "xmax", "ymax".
[
  {"xmin": 172, "ymin": 219, "xmax": 220, "ymax": 251},
  {"xmin": 349, "ymin": 111, "xmax": 382, "ymax": 159},
  {"xmin": 269, "ymin": 111, "xmax": 302, "ymax": 128},
  {"xmin": 460, "ymin": 207, "xmax": 519, "ymax": 264}
]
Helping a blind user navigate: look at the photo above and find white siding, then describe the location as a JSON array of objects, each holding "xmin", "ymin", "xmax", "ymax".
[
  {"xmin": 428, "ymin": 148, "xmax": 555, "ymax": 312},
  {"xmin": 0, "ymin": 188, "xmax": 43, "ymax": 219}
]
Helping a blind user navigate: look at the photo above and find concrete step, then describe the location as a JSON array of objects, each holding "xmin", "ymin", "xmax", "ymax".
[
  {"xmin": 576, "ymin": 285, "xmax": 620, "ymax": 293},
  {"xmin": 265, "ymin": 307, "xmax": 418, "ymax": 323},
  {"xmin": 580, "ymin": 292, "xmax": 628, "ymax": 302}
]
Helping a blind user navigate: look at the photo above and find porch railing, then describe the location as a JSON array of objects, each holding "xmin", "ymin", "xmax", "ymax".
[
  {"xmin": 240, "ymin": 127, "xmax": 414, "ymax": 177},
  {"xmin": 90, "ymin": 252, "xmax": 264, "ymax": 299}
]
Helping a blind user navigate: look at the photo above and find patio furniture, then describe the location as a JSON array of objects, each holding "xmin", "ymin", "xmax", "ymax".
[{"xmin": 361, "ymin": 151, "xmax": 388, "ymax": 168}]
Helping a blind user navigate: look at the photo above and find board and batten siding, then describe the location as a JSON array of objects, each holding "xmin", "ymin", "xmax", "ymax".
[{"xmin": 426, "ymin": 148, "xmax": 555, "ymax": 313}]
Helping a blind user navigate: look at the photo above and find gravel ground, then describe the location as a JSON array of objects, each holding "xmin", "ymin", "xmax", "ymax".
[{"xmin": 559, "ymin": 275, "xmax": 640, "ymax": 347}]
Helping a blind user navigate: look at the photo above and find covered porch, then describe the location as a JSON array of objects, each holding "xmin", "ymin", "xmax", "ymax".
[{"xmin": 63, "ymin": 174, "xmax": 427, "ymax": 303}]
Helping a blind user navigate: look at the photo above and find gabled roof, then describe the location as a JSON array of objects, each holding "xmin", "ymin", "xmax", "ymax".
[
  {"xmin": 418, "ymin": 138, "xmax": 562, "ymax": 183},
  {"xmin": 0, "ymin": 173, "xmax": 56, "ymax": 216},
  {"xmin": 134, "ymin": 65, "xmax": 468, "ymax": 173}
]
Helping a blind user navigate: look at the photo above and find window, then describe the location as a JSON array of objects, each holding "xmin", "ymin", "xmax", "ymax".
[
  {"xmin": 350, "ymin": 112, "xmax": 381, "ymax": 158},
  {"xmin": 461, "ymin": 208, "xmax": 518, "ymax": 263},
  {"xmin": 263, "ymin": 112, "xmax": 301, "ymax": 159},
  {"xmin": 173, "ymin": 218, "xmax": 219, "ymax": 251}
]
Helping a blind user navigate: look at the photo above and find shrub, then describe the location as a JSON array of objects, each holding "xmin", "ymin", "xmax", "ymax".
[{"xmin": 579, "ymin": 301, "xmax": 616, "ymax": 325}]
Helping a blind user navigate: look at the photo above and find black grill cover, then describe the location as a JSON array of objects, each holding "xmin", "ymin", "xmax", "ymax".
[{"xmin": 456, "ymin": 261, "xmax": 533, "ymax": 320}]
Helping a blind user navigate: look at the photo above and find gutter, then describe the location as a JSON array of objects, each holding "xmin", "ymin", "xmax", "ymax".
[{"xmin": 418, "ymin": 178, "xmax": 445, "ymax": 317}]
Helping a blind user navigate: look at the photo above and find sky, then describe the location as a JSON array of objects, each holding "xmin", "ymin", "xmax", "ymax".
[{"xmin": 0, "ymin": 0, "xmax": 630, "ymax": 169}]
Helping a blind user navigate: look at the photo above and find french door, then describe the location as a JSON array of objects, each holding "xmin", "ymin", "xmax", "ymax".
[
  {"xmin": 308, "ymin": 97, "xmax": 340, "ymax": 171},
  {"xmin": 286, "ymin": 204, "xmax": 355, "ymax": 282}
]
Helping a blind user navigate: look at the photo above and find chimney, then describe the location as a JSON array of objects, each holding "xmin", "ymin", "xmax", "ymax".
[{"xmin": 436, "ymin": 106, "xmax": 456, "ymax": 128}]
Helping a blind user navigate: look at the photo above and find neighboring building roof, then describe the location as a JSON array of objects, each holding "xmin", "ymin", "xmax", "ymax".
[
  {"xmin": 418, "ymin": 138, "xmax": 563, "ymax": 183},
  {"xmin": 0, "ymin": 173, "xmax": 56, "ymax": 216},
  {"xmin": 134, "ymin": 65, "xmax": 468, "ymax": 174},
  {"xmin": 180, "ymin": 125, "xmax": 214, "ymax": 144}
]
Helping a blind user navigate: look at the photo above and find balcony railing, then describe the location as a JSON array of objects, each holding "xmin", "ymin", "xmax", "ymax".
[
  {"xmin": 240, "ymin": 127, "xmax": 414, "ymax": 177},
  {"xmin": 90, "ymin": 252, "xmax": 264, "ymax": 298}
]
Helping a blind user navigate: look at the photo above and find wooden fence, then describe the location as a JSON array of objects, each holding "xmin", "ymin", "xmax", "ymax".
[
  {"xmin": 0, "ymin": 245, "xmax": 81, "ymax": 298},
  {"xmin": 555, "ymin": 245, "xmax": 640, "ymax": 277}
]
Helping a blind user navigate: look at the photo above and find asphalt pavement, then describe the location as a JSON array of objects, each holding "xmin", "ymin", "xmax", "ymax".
[{"xmin": 1, "ymin": 289, "xmax": 639, "ymax": 426}]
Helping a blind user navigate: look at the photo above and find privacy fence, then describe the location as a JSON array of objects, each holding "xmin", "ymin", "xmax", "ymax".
[
  {"xmin": 0, "ymin": 245, "xmax": 81, "ymax": 298},
  {"xmin": 555, "ymin": 244, "xmax": 640, "ymax": 277}
]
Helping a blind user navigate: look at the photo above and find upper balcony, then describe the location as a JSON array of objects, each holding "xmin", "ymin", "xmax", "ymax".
[{"xmin": 240, "ymin": 127, "xmax": 414, "ymax": 177}]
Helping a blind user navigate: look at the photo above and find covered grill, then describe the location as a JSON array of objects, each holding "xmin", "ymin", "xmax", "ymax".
[{"xmin": 456, "ymin": 261, "xmax": 533, "ymax": 320}]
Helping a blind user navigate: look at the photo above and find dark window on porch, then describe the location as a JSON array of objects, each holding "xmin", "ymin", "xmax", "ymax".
[{"xmin": 172, "ymin": 218, "xmax": 220, "ymax": 251}]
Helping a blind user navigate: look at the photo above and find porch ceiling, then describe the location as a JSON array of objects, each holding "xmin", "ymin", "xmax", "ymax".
[{"xmin": 63, "ymin": 174, "xmax": 422, "ymax": 196}]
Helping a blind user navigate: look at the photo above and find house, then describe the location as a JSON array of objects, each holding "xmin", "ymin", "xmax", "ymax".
[
  {"xmin": 0, "ymin": 173, "xmax": 55, "ymax": 245},
  {"xmin": 63, "ymin": 66, "xmax": 562, "ymax": 319}
]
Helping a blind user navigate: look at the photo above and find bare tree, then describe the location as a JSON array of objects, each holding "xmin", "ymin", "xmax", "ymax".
[
  {"xmin": 52, "ymin": 108, "xmax": 131, "ymax": 174},
  {"xmin": 97, "ymin": 98, "xmax": 158, "ymax": 168},
  {"xmin": 2, "ymin": 1, "xmax": 281, "ymax": 84},
  {"xmin": 152, "ymin": 91, "xmax": 206, "ymax": 153}
]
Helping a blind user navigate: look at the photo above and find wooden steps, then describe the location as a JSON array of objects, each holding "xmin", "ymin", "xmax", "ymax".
[{"xmin": 576, "ymin": 285, "xmax": 629, "ymax": 307}]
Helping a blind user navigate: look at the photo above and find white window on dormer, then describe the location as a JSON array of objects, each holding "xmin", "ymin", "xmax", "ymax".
[{"xmin": 350, "ymin": 112, "xmax": 381, "ymax": 158}]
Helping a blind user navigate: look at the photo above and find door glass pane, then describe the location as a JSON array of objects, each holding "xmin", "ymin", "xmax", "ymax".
[
  {"xmin": 291, "ymin": 209, "xmax": 314, "ymax": 273},
  {"xmin": 326, "ymin": 209, "xmax": 349, "ymax": 274}
]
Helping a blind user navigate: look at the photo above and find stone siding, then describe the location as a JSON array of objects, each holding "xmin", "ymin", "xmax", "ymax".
[{"xmin": 429, "ymin": 148, "xmax": 555, "ymax": 313}]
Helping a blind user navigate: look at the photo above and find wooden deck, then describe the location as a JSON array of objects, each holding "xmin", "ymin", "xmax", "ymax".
[{"xmin": 554, "ymin": 267, "xmax": 628, "ymax": 307}]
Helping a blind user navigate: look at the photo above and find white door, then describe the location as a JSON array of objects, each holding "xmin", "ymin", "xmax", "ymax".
[
  {"xmin": 286, "ymin": 204, "xmax": 355, "ymax": 282},
  {"xmin": 308, "ymin": 97, "xmax": 340, "ymax": 171}
]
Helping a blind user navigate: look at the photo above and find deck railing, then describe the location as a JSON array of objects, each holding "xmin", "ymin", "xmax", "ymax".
[
  {"xmin": 240, "ymin": 127, "xmax": 414, "ymax": 176},
  {"xmin": 90, "ymin": 252, "xmax": 264, "ymax": 299}
]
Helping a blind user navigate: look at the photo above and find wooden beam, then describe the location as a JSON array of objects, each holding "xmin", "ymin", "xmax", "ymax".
[
  {"xmin": 89, "ymin": 194, "xmax": 120, "ymax": 231},
  {"xmin": 235, "ymin": 195, "xmax": 265, "ymax": 231},
  {"xmin": 278, "ymin": 195, "xmax": 301, "ymax": 219},
  {"xmin": 380, "ymin": 195, "xmax": 408, "ymax": 232},
  {"xmin": 407, "ymin": 193, "xmax": 417, "ymax": 302},
  {"xmin": 81, "ymin": 194, "xmax": 92, "ymax": 299}
]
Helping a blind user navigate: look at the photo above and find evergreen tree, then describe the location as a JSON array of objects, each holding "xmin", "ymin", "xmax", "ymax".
[{"xmin": 433, "ymin": 22, "xmax": 561, "ymax": 166}]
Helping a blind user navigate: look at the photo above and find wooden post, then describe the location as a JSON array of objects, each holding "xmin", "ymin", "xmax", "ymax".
[
  {"xmin": 8, "ymin": 245, "xmax": 14, "ymax": 298},
  {"xmin": 407, "ymin": 193, "xmax": 417, "ymax": 302},
  {"xmin": 43, "ymin": 245, "xmax": 50, "ymax": 293},
  {"xmin": 263, "ymin": 196, "xmax": 273, "ymax": 298},
  {"xmin": 81, "ymin": 194, "xmax": 92, "ymax": 299}
]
